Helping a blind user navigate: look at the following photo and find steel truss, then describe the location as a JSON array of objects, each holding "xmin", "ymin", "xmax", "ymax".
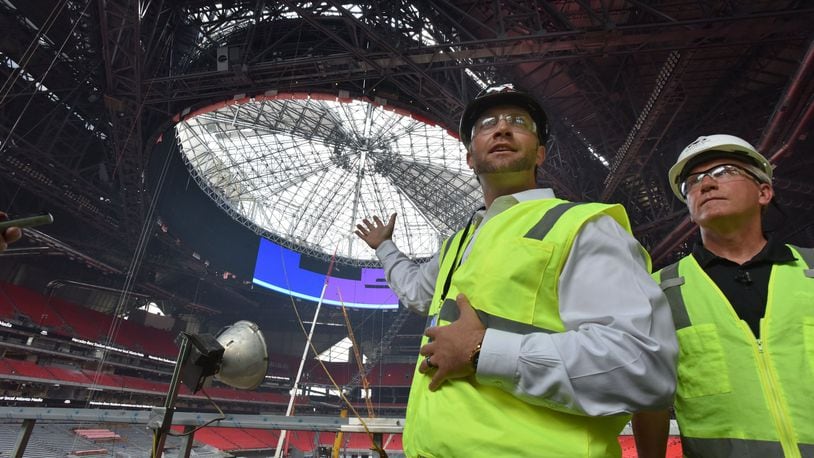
[{"xmin": 2, "ymin": 0, "xmax": 814, "ymax": 356}]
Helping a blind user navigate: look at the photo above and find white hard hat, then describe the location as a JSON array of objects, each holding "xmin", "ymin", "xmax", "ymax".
[{"xmin": 668, "ymin": 134, "xmax": 772, "ymax": 202}]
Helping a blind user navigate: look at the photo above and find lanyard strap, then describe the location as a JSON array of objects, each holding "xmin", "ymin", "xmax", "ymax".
[{"xmin": 438, "ymin": 207, "xmax": 483, "ymax": 303}]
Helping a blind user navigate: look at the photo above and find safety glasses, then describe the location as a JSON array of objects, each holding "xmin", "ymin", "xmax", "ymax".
[{"xmin": 680, "ymin": 164, "xmax": 760, "ymax": 197}]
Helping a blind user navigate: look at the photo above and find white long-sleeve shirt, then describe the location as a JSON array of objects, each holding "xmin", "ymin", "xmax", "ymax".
[{"xmin": 376, "ymin": 188, "xmax": 677, "ymax": 416}]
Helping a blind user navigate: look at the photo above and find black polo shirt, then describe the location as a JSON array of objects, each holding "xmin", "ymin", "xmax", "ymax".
[{"xmin": 690, "ymin": 237, "xmax": 796, "ymax": 338}]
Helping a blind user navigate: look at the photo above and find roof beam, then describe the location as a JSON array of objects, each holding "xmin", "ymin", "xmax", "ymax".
[
  {"xmin": 99, "ymin": 0, "xmax": 147, "ymax": 246},
  {"xmin": 651, "ymin": 37, "xmax": 814, "ymax": 264}
]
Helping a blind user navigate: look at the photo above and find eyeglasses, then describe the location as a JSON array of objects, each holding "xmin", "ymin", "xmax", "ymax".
[
  {"xmin": 472, "ymin": 113, "xmax": 537, "ymax": 136},
  {"xmin": 680, "ymin": 164, "xmax": 759, "ymax": 196}
]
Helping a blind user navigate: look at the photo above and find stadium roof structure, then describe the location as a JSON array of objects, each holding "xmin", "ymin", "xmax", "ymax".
[
  {"xmin": 2, "ymin": 0, "xmax": 814, "ymax": 357},
  {"xmin": 175, "ymin": 93, "xmax": 478, "ymax": 265}
]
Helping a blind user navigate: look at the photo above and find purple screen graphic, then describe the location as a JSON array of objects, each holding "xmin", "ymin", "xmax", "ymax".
[{"xmin": 252, "ymin": 238, "xmax": 399, "ymax": 309}]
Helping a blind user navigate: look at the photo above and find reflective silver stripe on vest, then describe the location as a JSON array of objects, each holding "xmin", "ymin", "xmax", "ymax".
[
  {"xmin": 524, "ymin": 202, "xmax": 582, "ymax": 240},
  {"xmin": 801, "ymin": 443, "xmax": 814, "ymax": 457},
  {"xmin": 662, "ymin": 246, "xmax": 814, "ymax": 331},
  {"xmin": 791, "ymin": 244, "xmax": 814, "ymax": 278},
  {"xmin": 659, "ymin": 261, "xmax": 692, "ymax": 330},
  {"xmin": 428, "ymin": 202, "xmax": 582, "ymax": 331},
  {"xmin": 681, "ymin": 436, "xmax": 788, "ymax": 457},
  {"xmin": 438, "ymin": 299, "xmax": 556, "ymax": 335}
]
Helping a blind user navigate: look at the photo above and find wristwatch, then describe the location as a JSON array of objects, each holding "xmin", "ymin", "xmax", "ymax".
[{"xmin": 470, "ymin": 342, "xmax": 482, "ymax": 370}]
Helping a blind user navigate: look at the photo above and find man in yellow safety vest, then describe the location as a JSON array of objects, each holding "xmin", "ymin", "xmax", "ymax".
[
  {"xmin": 356, "ymin": 83, "xmax": 678, "ymax": 457},
  {"xmin": 633, "ymin": 134, "xmax": 814, "ymax": 458}
]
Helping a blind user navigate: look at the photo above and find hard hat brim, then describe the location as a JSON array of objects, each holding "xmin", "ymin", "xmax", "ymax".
[{"xmin": 668, "ymin": 136, "xmax": 772, "ymax": 202}]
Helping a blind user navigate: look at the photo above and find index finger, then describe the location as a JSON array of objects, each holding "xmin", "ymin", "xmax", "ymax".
[{"xmin": 424, "ymin": 325, "xmax": 439, "ymax": 340}]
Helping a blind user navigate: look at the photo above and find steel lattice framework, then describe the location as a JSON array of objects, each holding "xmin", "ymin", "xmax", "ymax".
[
  {"xmin": 1, "ymin": 0, "xmax": 814, "ymax": 348},
  {"xmin": 175, "ymin": 93, "xmax": 478, "ymax": 264}
]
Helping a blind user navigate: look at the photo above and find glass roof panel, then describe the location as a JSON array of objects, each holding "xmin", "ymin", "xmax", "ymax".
[{"xmin": 175, "ymin": 94, "xmax": 480, "ymax": 264}]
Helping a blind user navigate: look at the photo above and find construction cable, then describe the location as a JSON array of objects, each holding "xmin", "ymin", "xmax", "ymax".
[
  {"xmin": 0, "ymin": 0, "xmax": 90, "ymax": 152},
  {"xmin": 0, "ymin": 0, "xmax": 69, "ymax": 106},
  {"xmin": 278, "ymin": 241, "xmax": 388, "ymax": 457},
  {"xmin": 337, "ymin": 291, "xmax": 375, "ymax": 418}
]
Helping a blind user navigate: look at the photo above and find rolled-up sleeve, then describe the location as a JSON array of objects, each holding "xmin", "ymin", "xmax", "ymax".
[
  {"xmin": 476, "ymin": 215, "xmax": 678, "ymax": 416},
  {"xmin": 376, "ymin": 240, "xmax": 438, "ymax": 316}
]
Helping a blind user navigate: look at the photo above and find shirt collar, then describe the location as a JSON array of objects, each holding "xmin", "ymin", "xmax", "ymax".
[
  {"xmin": 513, "ymin": 188, "xmax": 556, "ymax": 202},
  {"xmin": 692, "ymin": 235, "xmax": 795, "ymax": 268},
  {"xmin": 474, "ymin": 188, "xmax": 556, "ymax": 226}
]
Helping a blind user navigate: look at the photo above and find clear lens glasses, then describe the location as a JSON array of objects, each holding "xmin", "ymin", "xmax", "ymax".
[
  {"xmin": 473, "ymin": 113, "xmax": 537, "ymax": 136},
  {"xmin": 680, "ymin": 164, "xmax": 758, "ymax": 196}
]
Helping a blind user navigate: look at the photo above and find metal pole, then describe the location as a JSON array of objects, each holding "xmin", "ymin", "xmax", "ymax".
[
  {"xmin": 274, "ymin": 263, "xmax": 335, "ymax": 458},
  {"xmin": 758, "ymin": 36, "xmax": 814, "ymax": 153},
  {"xmin": 12, "ymin": 419, "xmax": 35, "ymax": 458},
  {"xmin": 348, "ymin": 147, "xmax": 368, "ymax": 258},
  {"xmin": 331, "ymin": 409, "xmax": 348, "ymax": 458},
  {"xmin": 178, "ymin": 425, "xmax": 196, "ymax": 458},
  {"xmin": 152, "ymin": 333, "xmax": 192, "ymax": 457}
]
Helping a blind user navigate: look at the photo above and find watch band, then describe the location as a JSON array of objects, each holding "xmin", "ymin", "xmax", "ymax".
[{"xmin": 469, "ymin": 342, "xmax": 482, "ymax": 370}]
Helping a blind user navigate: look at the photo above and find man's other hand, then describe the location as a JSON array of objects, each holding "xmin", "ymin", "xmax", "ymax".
[
  {"xmin": 419, "ymin": 293, "xmax": 486, "ymax": 391},
  {"xmin": 354, "ymin": 213, "xmax": 397, "ymax": 250},
  {"xmin": 0, "ymin": 212, "xmax": 22, "ymax": 252}
]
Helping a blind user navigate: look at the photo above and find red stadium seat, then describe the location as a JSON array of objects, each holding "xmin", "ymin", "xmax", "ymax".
[
  {"xmin": 0, "ymin": 283, "xmax": 66, "ymax": 329},
  {"xmin": 1, "ymin": 358, "xmax": 54, "ymax": 380}
]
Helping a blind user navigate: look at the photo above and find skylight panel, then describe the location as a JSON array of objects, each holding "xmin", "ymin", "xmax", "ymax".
[{"xmin": 176, "ymin": 93, "xmax": 477, "ymax": 264}]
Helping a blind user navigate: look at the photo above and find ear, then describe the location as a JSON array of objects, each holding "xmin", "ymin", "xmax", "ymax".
[
  {"xmin": 466, "ymin": 147, "xmax": 474, "ymax": 170},
  {"xmin": 757, "ymin": 183, "xmax": 773, "ymax": 206},
  {"xmin": 536, "ymin": 145, "xmax": 546, "ymax": 167}
]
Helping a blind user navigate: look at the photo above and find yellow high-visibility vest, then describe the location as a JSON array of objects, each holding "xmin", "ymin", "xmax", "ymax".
[
  {"xmin": 656, "ymin": 245, "xmax": 814, "ymax": 458},
  {"xmin": 403, "ymin": 198, "xmax": 635, "ymax": 458}
]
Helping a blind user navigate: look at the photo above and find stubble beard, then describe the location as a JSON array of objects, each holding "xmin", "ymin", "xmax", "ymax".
[{"xmin": 472, "ymin": 153, "xmax": 536, "ymax": 175}]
